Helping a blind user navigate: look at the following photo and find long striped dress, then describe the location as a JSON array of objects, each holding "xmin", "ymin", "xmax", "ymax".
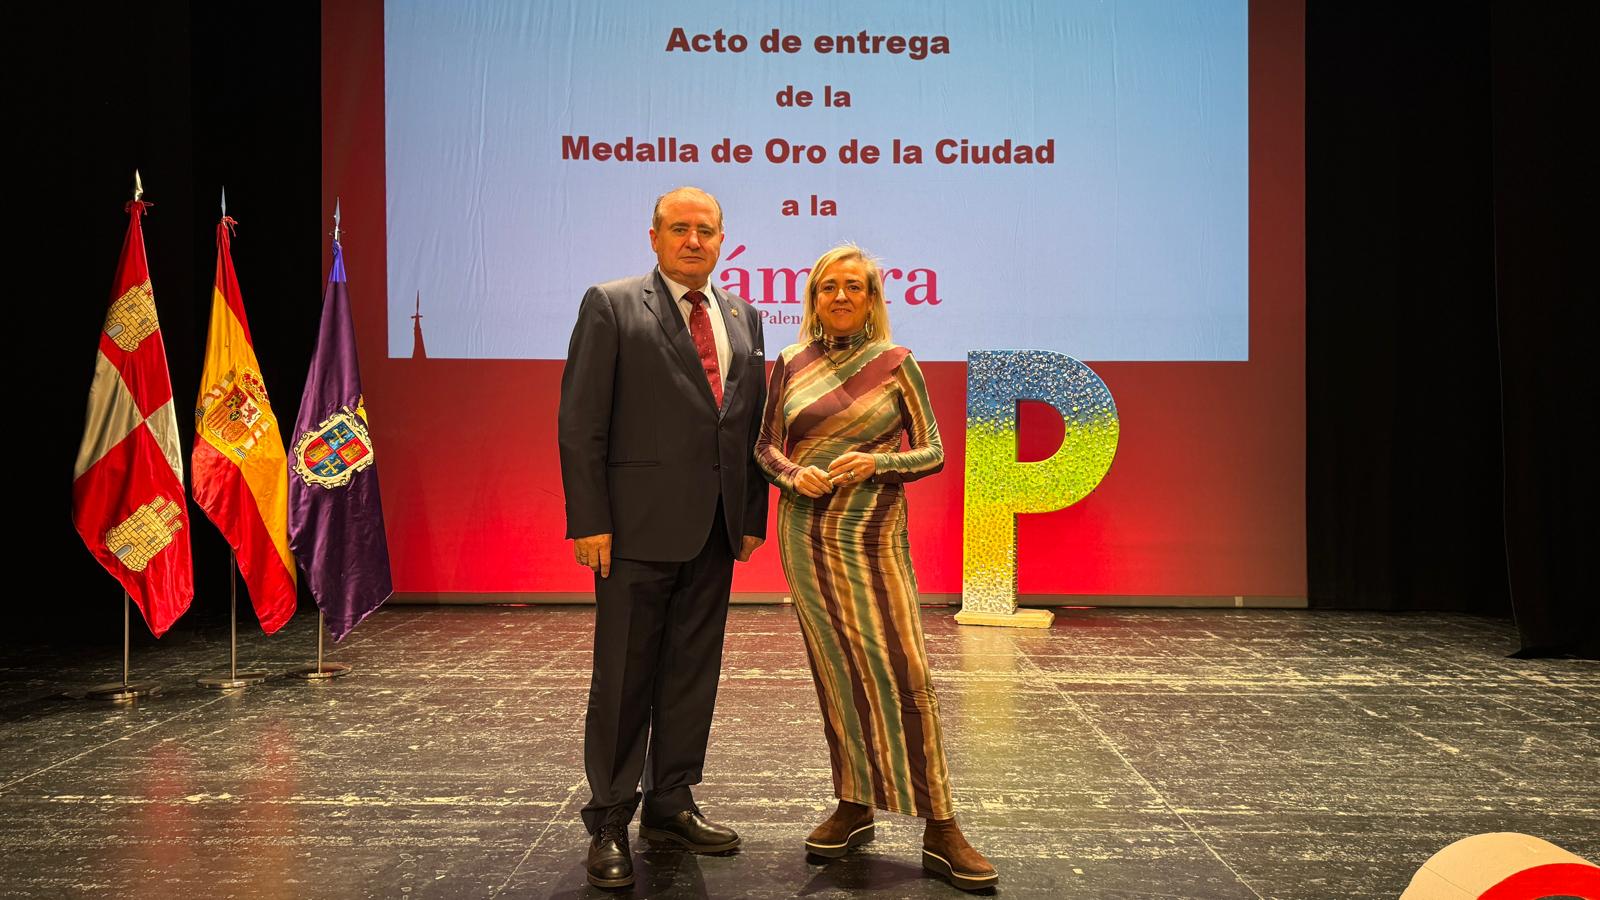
[{"xmin": 755, "ymin": 335, "xmax": 954, "ymax": 820}]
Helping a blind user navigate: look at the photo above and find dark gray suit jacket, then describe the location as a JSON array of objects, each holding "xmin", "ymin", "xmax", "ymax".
[{"xmin": 558, "ymin": 269, "xmax": 769, "ymax": 561}]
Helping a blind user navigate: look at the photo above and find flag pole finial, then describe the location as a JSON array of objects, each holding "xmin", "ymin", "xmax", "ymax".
[
  {"xmin": 333, "ymin": 197, "xmax": 342, "ymax": 242},
  {"xmin": 221, "ymin": 185, "xmax": 228, "ymax": 219},
  {"xmin": 133, "ymin": 170, "xmax": 143, "ymax": 202}
]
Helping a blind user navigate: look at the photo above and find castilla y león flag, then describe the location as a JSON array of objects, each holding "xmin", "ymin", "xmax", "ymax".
[
  {"xmin": 192, "ymin": 215, "xmax": 297, "ymax": 633},
  {"xmin": 73, "ymin": 196, "xmax": 194, "ymax": 637}
]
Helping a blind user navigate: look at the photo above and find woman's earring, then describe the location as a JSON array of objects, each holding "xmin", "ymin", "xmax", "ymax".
[
  {"xmin": 811, "ymin": 320, "xmax": 824, "ymax": 341},
  {"xmin": 864, "ymin": 317, "xmax": 875, "ymax": 340}
]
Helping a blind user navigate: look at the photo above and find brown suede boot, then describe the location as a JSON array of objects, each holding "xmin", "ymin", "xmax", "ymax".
[
  {"xmin": 922, "ymin": 817, "xmax": 998, "ymax": 891},
  {"xmin": 804, "ymin": 800, "xmax": 875, "ymax": 858}
]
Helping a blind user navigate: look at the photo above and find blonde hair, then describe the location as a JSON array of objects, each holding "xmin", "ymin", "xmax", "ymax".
[{"xmin": 799, "ymin": 244, "xmax": 892, "ymax": 343}]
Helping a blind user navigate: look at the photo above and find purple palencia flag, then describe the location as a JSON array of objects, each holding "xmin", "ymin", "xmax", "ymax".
[{"xmin": 287, "ymin": 240, "xmax": 394, "ymax": 641}]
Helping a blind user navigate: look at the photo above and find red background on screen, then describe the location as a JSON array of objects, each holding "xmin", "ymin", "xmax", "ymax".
[{"xmin": 321, "ymin": 0, "xmax": 1305, "ymax": 598}]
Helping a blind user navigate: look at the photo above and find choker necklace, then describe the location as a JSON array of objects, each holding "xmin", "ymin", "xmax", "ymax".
[{"xmin": 817, "ymin": 331, "xmax": 868, "ymax": 368}]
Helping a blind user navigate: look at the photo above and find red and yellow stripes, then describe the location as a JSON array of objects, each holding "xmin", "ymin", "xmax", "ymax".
[{"xmin": 191, "ymin": 221, "xmax": 296, "ymax": 633}]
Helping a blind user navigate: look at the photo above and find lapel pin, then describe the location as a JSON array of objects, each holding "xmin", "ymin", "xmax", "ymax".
[{"xmin": 729, "ymin": 306, "xmax": 739, "ymax": 317}]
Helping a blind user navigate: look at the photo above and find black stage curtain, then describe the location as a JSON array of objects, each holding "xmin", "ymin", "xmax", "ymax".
[
  {"xmin": 22, "ymin": 3, "xmax": 321, "ymax": 648},
  {"xmin": 1308, "ymin": 2, "xmax": 1591, "ymax": 656},
  {"xmin": 1486, "ymin": 4, "xmax": 1591, "ymax": 657}
]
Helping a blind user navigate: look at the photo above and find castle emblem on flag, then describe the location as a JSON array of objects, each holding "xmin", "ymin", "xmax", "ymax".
[
  {"xmin": 198, "ymin": 367, "xmax": 277, "ymax": 458},
  {"xmin": 104, "ymin": 280, "xmax": 159, "ymax": 352},
  {"xmin": 104, "ymin": 496, "xmax": 185, "ymax": 572},
  {"xmin": 293, "ymin": 407, "xmax": 375, "ymax": 489}
]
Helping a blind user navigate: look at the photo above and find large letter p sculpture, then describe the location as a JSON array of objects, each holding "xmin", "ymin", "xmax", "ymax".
[{"xmin": 959, "ymin": 351, "xmax": 1119, "ymax": 628}]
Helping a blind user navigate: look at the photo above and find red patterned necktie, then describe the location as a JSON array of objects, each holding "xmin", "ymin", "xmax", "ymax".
[{"xmin": 684, "ymin": 290, "xmax": 723, "ymax": 406}]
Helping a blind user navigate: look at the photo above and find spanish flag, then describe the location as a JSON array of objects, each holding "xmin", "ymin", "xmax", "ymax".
[{"xmin": 192, "ymin": 213, "xmax": 297, "ymax": 633}]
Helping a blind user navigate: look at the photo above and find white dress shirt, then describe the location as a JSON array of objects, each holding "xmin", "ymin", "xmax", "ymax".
[{"xmin": 661, "ymin": 272, "xmax": 733, "ymax": 377}]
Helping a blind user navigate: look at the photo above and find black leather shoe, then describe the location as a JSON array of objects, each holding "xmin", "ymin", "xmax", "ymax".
[
  {"xmin": 639, "ymin": 807, "xmax": 741, "ymax": 852},
  {"xmin": 586, "ymin": 822, "xmax": 634, "ymax": 889}
]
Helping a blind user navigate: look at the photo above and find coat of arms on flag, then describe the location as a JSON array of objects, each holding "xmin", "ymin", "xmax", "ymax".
[
  {"xmin": 105, "ymin": 497, "xmax": 186, "ymax": 572},
  {"xmin": 293, "ymin": 402, "xmax": 375, "ymax": 488},
  {"xmin": 198, "ymin": 367, "xmax": 276, "ymax": 455}
]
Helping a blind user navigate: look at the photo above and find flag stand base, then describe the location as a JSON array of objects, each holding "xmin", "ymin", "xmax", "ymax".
[
  {"xmin": 85, "ymin": 593, "xmax": 161, "ymax": 701},
  {"xmin": 86, "ymin": 680, "xmax": 161, "ymax": 701},
  {"xmin": 287, "ymin": 612, "xmax": 353, "ymax": 680},
  {"xmin": 287, "ymin": 662, "xmax": 351, "ymax": 680}
]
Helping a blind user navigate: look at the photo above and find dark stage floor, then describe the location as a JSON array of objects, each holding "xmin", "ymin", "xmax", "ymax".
[{"xmin": 2, "ymin": 606, "xmax": 1595, "ymax": 899}]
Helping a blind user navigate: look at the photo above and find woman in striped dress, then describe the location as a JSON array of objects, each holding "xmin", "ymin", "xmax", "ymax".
[{"xmin": 755, "ymin": 245, "xmax": 997, "ymax": 891}]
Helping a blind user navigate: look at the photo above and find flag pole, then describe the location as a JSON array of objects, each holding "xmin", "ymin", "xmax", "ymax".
[
  {"xmin": 288, "ymin": 611, "xmax": 351, "ymax": 680},
  {"xmin": 286, "ymin": 198, "xmax": 359, "ymax": 682},
  {"xmin": 198, "ymin": 551, "xmax": 267, "ymax": 689},
  {"xmin": 195, "ymin": 186, "xmax": 269, "ymax": 692},
  {"xmin": 83, "ymin": 171, "xmax": 166, "ymax": 702},
  {"xmin": 291, "ymin": 194, "xmax": 368, "ymax": 672},
  {"xmin": 86, "ymin": 592, "xmax": 162, "ymax": 701}
]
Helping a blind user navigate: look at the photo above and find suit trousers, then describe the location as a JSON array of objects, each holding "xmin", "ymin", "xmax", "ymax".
[{"xmin": 580, "ymin": 505, "xmax": 735, "ymax": 834}]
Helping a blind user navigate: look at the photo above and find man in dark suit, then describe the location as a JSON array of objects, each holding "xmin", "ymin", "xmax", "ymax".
[{"xmin": 558, "ymin": 186, "xmax": 768, "ymax": 890}]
